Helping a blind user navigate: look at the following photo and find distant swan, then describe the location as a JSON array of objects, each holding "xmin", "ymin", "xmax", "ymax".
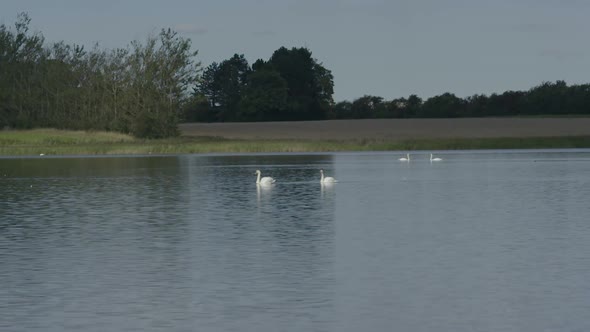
[
  {"xmin": 320, "ymin": 169, "xmax": 337, "ymax": 183},
  {"xmin": 255, "ymin": 170, "xmax": 275, "ymax": 185},
  {"xmin": 399, "ymin": 153, "xmax": 410, "ymax": 162},
  {"xmin": 430, "ymin": 153, "xmax": 442, "ymax": 162}
]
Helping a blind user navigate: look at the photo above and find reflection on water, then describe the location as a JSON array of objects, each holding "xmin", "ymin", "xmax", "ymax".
[
  {"xmin": 321, "ymin": 182, "xmax": 336, "ymax": 200},
  {"xmin": 1, "ymin": 150, "xmax": 590, "ymax": 332}
]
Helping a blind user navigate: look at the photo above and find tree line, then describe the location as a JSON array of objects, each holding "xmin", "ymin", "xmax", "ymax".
[
  {"xmin": 329, "ymin": 81, "xmax": 590, "ymax": 120},
  {"xmin": 184, "ymin": 59, "xmax": 590, "ymax": 122},
  {"xmin": 1, "ymin": 13, "xmax": 199, "ymax": 138},
  {"xmin": 2, "ymin": 13, "xmax": 589, "ymax": 139}
]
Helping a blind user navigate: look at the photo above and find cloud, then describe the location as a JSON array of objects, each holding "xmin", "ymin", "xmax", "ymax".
[{"xmin": 174, "ymin": 24, "xmax": 208, "ymax": 35}]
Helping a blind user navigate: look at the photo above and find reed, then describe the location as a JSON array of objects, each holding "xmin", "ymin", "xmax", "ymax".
[
  {"xmin": 0, "ymin": 128, "xmax": 134, "ymax": 145},
  {"xmin": 1, "ymin": 129, "xmax": 589, "ymax": 156}
]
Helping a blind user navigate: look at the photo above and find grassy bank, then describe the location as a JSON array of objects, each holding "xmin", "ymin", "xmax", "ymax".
[{"xmin": 1, "ymin": 129, "xmax": 590, "ymax": 156}]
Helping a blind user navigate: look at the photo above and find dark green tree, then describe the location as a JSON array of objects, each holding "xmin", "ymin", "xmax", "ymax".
[
  {"xmin": 405, "ymin": 94, "xmax": 422, "ymax": 118},
  {"xmin": 0, "ymin": 12, "xmax": 46, "ymax": 128},
  {"xmin": 388, "ymin": 98, "xmax": 410, "ymax": 118},
  {"xmin": 239, "ymin": 68, "xmax": 288, "ymax": 121},
  {"xmin": 464, "ymin": 94, "xmax": 489, "ymax": 117},
  {"xmin": 197, "ymin": 62, "xmax": 221, "ymax": 109},
  {"xmin": 268, "ymin": 47, "xmax": 334, "ymax": 120},
  {"xmin": 183, "ymin": 93, "xmax": 215, "ymax": 122},
  {"xmin": 350, "ymin": 95, "xmax": 384, "ymax": 118},
  {"xmin": 216, "ymin": 54, "xmax": 250, "ymax": 121},
  {"xmin": 194, "ymin": 54, "xmax": 249, "ymax": 121},
  {"xmin": 524, "ymin": 81, "xmax": 568, "ymax": 115},
  {"xmin": 488, "ymin": 91, "xmax": 525, "ymax": 116},
  {"xmin": 330, "ymin": 101, "xmax": 353, "ymax": 119},
  {"xmin": 565, "ymin": 83, "xmax": 590, "ymax": 115},
  {"xmin": 419, "ymin": 93, "xmax": 465, "ymax": 117}
]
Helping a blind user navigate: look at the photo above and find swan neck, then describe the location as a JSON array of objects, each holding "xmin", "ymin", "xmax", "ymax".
[{"xmin": 256, "ymin": 172, "xmax": 261, "ymax": 184}]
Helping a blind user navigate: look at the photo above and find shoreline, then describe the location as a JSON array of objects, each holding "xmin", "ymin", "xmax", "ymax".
[{"xmin": 1, "ymin": 118, "xmax": 590, "ymax": 156}]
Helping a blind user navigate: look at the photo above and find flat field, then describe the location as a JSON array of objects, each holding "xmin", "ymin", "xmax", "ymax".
[
  {"xmin": 179, "ymin": 118, "xmax": 590, "ymax": 140},
  {"xmin": 1, "ymin": 118, "xmax": 589, "ymax": 156}
]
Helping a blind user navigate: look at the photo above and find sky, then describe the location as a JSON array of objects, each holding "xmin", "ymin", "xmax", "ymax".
[{"xmin": 1, "ymin": 0, "xmax": 589, "ymax": 102}]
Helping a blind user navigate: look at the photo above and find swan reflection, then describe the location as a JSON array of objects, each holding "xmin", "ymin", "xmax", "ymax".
[
  {"xmin": 256, "ymin": 183, "xmax": 273, "ymax": 205},
  {"xmin": 320, "ymin": 181, "xmax": 335, "ymax": 199}
]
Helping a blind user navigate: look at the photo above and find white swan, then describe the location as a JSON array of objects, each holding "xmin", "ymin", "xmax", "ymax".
[
  {"xmin": 399, "ymin": 153, "xmax": 410, "ymax": 161},
  {"xmin": 430, "ymin": 153, "xmax": 442, "ymax": 162},
  {"xmin": 255, "ymin": 170, "xmax": 275, "ymax": 185},
  {"xmin": 320, "ymin": 169, "xmax": 337, "ymax": 183}
]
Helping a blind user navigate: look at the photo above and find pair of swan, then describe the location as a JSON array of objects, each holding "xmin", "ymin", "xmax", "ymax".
[
  {"xmin": 398, "ymin": 153, "xmax": 443, "ymax": 162},
  {"xmin": 255, "ymin": 169, "xmax": 337, "ymax": 184}
]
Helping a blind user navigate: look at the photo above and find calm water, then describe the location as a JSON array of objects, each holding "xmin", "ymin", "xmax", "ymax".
[{"xmin": 1, "ymin": 150, "xmax": 590, "ymax": 332}]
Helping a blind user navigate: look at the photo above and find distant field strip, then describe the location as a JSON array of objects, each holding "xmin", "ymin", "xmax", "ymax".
[{"xmin": 179, "ymin": 118, "xmax": 590, "ymax": 140}]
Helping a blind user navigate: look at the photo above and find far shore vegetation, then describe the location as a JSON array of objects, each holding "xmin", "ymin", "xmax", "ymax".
[
  {"xmin": 2, "ymin": 13, "xmax": 590, "ymax": 153},
  {"xmin": 1, "ymin": 129, "xmax": 589, "ymax": 156}
]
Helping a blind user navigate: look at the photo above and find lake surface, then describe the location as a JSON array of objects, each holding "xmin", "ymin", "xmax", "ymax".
[{"xmin": 1, "ymin": 150, "xmax": 590, "ymax": 332}]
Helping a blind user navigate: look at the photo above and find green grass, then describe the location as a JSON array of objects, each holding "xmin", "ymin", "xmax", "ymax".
[
  {"xmin": 1, "ymin": 129, "xmax": 589, "ymax": 156},
  {"xmin": 0, "ymin": 128, "xmax": 134, "ymax": 145}
]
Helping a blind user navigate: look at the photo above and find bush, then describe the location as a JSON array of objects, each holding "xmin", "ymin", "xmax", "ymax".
[{"xmin": 128, "ymin": 110, "xmax": 179, "ymax": 139}]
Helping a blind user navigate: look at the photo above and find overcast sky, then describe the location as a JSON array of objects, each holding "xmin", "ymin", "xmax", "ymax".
[{"xmin": 2, "ymin": 0, "xmax": 589, "ymax": 101}]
